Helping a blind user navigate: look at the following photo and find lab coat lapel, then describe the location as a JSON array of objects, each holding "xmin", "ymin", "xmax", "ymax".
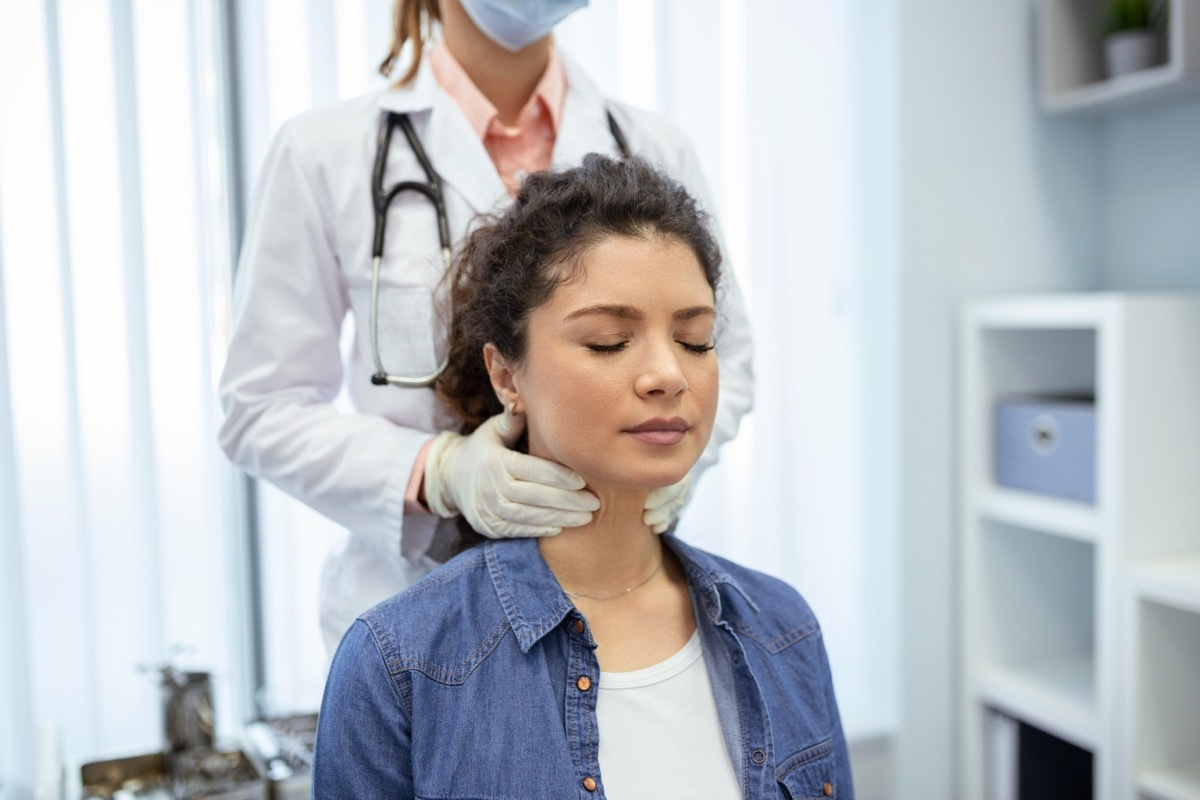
[
  {"xmin": 426, "ymin": 87, "xmax": 508, "ymax": 215},
  {"xmin": 377, "ymin": 53, "xmax": 619, "ymax": 214},
  {"xmin": 377, "ymin": 62, "xmax": 508, "ymax": 215},
  {"xmin": 553, "ymin": 55, "xmax": 626, "ymax": 168}
]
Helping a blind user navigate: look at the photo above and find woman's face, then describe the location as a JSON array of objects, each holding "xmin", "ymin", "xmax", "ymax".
[{"xmin": 503, "ymin": 234, "xmax": 718, "ymax": 493}]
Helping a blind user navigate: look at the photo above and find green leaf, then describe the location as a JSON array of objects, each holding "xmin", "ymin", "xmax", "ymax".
[{"xmin": 1102, "ymin": 0, "xmax": 1164, "ymax": 35}]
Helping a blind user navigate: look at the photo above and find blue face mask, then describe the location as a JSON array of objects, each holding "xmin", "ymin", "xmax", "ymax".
[{"xmin": 458, "ymin": 0, "xmax": 589, "ymax": 53}]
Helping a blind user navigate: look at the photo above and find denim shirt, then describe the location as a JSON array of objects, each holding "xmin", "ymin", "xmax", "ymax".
[{"xmin": 313, "ymin": 535, "xmax": 853, "ymax": 799}]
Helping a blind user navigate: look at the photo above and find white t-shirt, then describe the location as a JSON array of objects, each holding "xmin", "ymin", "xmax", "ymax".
[{"xmin": 596, "ymin": 631, "xmax": 742, "ymax": 799}]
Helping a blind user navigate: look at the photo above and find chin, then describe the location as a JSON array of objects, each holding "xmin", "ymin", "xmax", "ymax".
[
  {"xmin": 579, "ymin": 454, "xmax": 697, "ymax": 492},
  {"xmin": 535, "ymin": 431, "xmax": 707, "ymax": 491}
]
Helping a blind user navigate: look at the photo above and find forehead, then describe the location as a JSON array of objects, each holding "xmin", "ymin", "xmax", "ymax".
[{"xmin": 550, "ymin": 235, "xmax": 714, "ymax": 311}]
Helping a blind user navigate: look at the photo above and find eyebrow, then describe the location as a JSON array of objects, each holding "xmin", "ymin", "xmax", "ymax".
[{"xmin": 562, "ymin": 304, "xmax": 716, "ymax": 322}]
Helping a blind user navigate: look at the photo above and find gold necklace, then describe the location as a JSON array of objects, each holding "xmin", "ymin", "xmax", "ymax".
[{"xmin": 563, "ymin": 558, "xmax": 664, "ymax": 602}]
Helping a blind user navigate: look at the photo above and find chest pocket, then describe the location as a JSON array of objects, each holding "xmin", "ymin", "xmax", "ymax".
[
  {"xmin": 367, "ymin": 283, "xmax": 446, "ymax": 379},
  {"xmin": 777, "ymin": 738, "xmax": 841, "ymax": 800}
]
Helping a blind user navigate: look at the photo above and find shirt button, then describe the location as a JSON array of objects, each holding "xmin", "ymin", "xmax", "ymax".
[
  {"xmin": 573, "ymin": 619, "xmax": 585, "ymax": 634},
  {"xmin": 582, "ymin": 776, "xmax": 597, "ymax": 792},
  {"xmin": 824, "ymin": 781, "xmax": 834, "ymax": 796},
  {"xmin": 576, "ymin": 675, "xmax": 592, "ymax": 691},
  {"xmin": 750, "ymin": 749, "xmax": 766, "ymax": 765}
]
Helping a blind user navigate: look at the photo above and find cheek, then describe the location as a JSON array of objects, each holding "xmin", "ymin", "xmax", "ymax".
[
  {"xmin": 690, "ymin": 360, "xmax": 720, "ymax": 432},
  {"xmin": 518, "ymin": 354, "xmax": 621, "ymax": 455}
]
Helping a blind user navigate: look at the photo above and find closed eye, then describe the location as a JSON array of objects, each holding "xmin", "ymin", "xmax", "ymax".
[
  {"xmin": 587, "ymin": 342, "xmax": 628, "ymax": 353},
  {"xmin": 587, "ymin": 341, "xmax": 714, "ymax": 354}
]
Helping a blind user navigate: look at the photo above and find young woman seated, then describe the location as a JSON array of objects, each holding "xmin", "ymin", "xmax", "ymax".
[{"xmin": 312, "ymin": 155, "xmax": 853, "ymax": 799}]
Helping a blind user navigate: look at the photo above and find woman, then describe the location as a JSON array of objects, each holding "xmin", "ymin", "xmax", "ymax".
[
  {"xmin": 312, "ymin": 156, "xmax": 851, "ymax": 799},
  {"xmin": 217, "ymin": 0, "xmax": 754, "ymax": 654}
]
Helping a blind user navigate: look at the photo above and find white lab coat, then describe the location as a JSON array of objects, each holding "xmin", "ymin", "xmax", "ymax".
[{"xmin": 218, "ymin": 53, "xmax": 754, "ymax": 654}]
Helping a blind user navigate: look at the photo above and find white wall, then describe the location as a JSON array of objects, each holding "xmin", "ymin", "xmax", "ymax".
[
  {"xmin": 1100, "ymin": 94, "xmax": 1200, "ymax": 290},
  {"xmin": 895, "ymin": 2, "xmax": 1101, "ymax": 797}
]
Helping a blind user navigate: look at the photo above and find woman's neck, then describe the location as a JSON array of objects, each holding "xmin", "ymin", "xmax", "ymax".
[
  {"xmin": 441, "ymin": 0, "xmax": 552, "ymax": 126},
  {"xmin": 537, "ymin": 487, "xmax": 663, "ymax": 599}
]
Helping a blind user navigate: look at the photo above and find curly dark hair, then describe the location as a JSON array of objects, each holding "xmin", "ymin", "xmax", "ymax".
[{"xmin": 435, "ymin": 154, "xmax": 723, "ymax": 434}]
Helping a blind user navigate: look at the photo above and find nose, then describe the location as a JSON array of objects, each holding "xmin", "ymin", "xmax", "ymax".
[{"xmin": 635, "ymin": 339, "xmax": 688, "ymax": 399}]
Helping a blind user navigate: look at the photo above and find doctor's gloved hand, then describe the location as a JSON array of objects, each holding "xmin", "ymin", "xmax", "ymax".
[
  {"xmin": 643, "ymin": 472, "xmax": 694, "ymax": 534},
  {"xmin": 422, "ymin": 407, "xmax": 601, "ymax": 538}
]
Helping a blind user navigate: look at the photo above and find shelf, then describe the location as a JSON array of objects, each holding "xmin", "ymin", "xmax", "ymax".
[
  {"xmin": 1140, "ymin": 763, "xmax": 1200, "ymax": 800},
  {"xmin": 1044, "ymin": 64, "xmax": 1193, "ymax": 114},
  {"xmin": 967, "ymin": 292, "xmax": 1118, "ymax": 330},
  {"xmin": 1129, "ymin": 554, "xmax": 1200, "ymax": 615},
  {"xmin": 978, "ymin": 658, "xmax": 1098, "ymax": 751},
  {"xmin": 1135, "ymin": 600, "xmax": 1200, "ymax": 792},
  {"xmin": 1038, "ymin": 0, "xmax": 1200, "ymax": 115},
  {"xmin": 977, "ymin": 486, "xmax": 1100, "ymax": 544}
]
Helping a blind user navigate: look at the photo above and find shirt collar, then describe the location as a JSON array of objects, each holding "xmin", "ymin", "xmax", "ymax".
[
  {"xmin": 429, "ymin": 40, "xmax": 566, "ymax": 141},
  {"xmin": 484, "ymin": 534, "xmax": 759, "ymax": 654}
]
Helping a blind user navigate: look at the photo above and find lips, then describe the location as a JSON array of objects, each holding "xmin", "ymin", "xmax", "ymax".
[{"xmin": 624, "ymin": 417, "xmax": 690, "ymax": 445}]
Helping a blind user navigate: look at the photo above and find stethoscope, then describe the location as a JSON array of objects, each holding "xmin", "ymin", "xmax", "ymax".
[{"xmin": 369, "ymin": 109, "xmax": 631, "ymax": 388}]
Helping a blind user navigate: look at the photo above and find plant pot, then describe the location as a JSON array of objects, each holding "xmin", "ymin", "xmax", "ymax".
[{"xmin": 1104, "ymin": 30, "xmax": 1159, "ymax": 78}]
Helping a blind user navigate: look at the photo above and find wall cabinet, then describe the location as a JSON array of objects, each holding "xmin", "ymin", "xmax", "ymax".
[
  {"xmin": 1038, "ymin": 0, "xmax": 1200, "ymax": 113},
  {"xmin": 959, "ymin": 293, "xmax": 1200, "ymax": 799}
]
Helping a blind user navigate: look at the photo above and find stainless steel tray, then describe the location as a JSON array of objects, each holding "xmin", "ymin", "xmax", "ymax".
[
  {"xmin": 81, "ymin": 752, "xmax": 171, "ymax": 800},
  {"xmin": 81, "ymin": 748, "xmax": 265, "ymax": 800},
  {"xmin": 170, "ymin": 749, "xmax": 265, "ymax": 800}
]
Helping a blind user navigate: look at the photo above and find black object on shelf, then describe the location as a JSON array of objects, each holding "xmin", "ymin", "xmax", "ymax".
[{"xmin": 1018, "ymin": 722, "xmax": 1094, "ymax": 800}]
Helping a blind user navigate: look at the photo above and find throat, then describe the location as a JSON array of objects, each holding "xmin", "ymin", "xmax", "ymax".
[{"xmin": 537, "ymin": 487, "xmax": 659, "ymax": 600}]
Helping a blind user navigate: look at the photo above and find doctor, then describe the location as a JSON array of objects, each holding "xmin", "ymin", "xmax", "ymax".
[{"xmin": 218, "ymin": 0, "xmax": 754, "ymax": 654}]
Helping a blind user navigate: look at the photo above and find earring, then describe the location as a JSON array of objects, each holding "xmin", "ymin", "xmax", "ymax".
[{"xmin": 508, "ymin": 400, "xmax": 519, "ymax": 416}]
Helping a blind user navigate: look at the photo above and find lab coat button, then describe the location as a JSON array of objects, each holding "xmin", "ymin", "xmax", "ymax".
[
  {"xmin": 751, "ymin": 749, "xmax": 766, "ymax": 765},
  {"xmin": 576, "ymin": 675, "xmax": 592, "ymax": 691},
  {"xmin": 582, "ymin": 776, "xmax": 597, "ymax": 792}
]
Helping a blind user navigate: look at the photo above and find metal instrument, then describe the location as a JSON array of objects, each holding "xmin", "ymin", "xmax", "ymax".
[{"xmin": 240, "ymin": 714, "xmax": 317, "ymax": 800}]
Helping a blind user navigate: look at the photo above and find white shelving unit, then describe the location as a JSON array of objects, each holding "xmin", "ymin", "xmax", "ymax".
[
  {"xmin": 1125, "ymin": 555, "xmax": 1200, "ymax": 800},
  {"xmin": 960, "ymin": 293, "xmax": 1200, "ymax": 800},
  {"xmin": 1038, "ymin": 0, "xmax": 1200, "ymax": 113}
]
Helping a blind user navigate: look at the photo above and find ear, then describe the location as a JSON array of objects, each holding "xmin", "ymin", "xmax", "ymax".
[{"xmin": 483, "ymin": 343, "xmax": 522, "ymax": 413}]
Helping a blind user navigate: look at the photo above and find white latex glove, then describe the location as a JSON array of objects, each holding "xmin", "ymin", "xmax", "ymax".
[
  {"xmin": 423, "ymin": 408, "xmax": 600, "ymax": 538},
  {"xmin": 643, "ymin": 472, "xmax": 694, "ymax": 534}
]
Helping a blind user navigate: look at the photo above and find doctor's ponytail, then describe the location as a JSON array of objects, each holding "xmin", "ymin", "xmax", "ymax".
[{"xmin": 380, "ymin": 0, "xmax": 440, "ymax": 87}]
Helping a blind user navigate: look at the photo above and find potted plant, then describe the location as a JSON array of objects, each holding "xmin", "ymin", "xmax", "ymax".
[{"xmin": 1102, "ymin": 0, "xmax": 1167, "ymax": 78}]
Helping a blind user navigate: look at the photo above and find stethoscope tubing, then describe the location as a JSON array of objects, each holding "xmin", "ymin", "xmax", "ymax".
[
  {"xmin": 369, "ymin": 109, "xmax": 630, "ymax": 389},
  {"xmin": 370, "ymin": 112, "xmax": 453, "ymax": 387}
]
